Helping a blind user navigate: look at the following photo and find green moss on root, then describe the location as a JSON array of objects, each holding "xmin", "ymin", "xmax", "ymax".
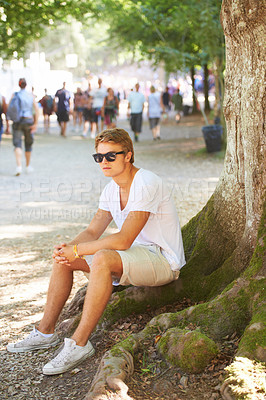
[{"xmin": 158, "ymin": 328, "xmax": 218, "ymax": 373}]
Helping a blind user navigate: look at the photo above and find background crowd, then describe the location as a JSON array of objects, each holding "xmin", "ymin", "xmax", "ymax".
[{"xmin": 0, "ymin": 76, "xmax": 184, "ymax": 176}]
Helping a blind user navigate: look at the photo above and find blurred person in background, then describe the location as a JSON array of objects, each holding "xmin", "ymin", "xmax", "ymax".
[
  {"xmin": 73, "ymin": 87, "xmax": 84, "ymax": 133},
  {"xmin": 8, "ymin": 78, "xmax": 38, "ymax": 176},
  {"xmin": 102, "ymin": 88, "xmax": 119, "ymax": 129},
  {"xmin": 148, "ymin": 86, "xmax": 163, "ymax": 140},
  {"xmin": 127, "ymin": 83, "xmax": 145, "ymax": 142},
  {"xmin": 162, "ymin": 87, "xmax": 171, "ymax": 112},
  {"xmin": 91, "ymin": 78, "xmax": 107, "ymax": 138},
  {"xmin": 171, "ymin": 89, "xmax": 183, "ymax": 123},
  {"xmin": 81, "ymin": 87, "xmax": 93, "ymax": 138},
  {"xmin": 39, "ymin": 89, "xmax": 54, "ymax": 133},
  {"xmin": 54, "ymin": 82, "xmax": 72, "ymax": 137}
]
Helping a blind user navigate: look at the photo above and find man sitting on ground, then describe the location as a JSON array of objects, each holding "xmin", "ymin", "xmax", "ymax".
[{"xmin": 7, "ymin": 128, "xmax": 186, "ymax": 375}]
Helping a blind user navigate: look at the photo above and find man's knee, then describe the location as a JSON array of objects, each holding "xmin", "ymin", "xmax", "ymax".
[
  {"xmin": 25, "ymin": 128, "xmax": 34, "ymax": 151},
  {"xmin": 52, "ymin": 259, "xmax": 73, "ymax": 273},
  {"xmin": 12, "ymin": 129, "xmax": 22, "ymax": 148},
  {"xmin": 91, "ymin": 249, "xmax": 114, "ymax": 271}
]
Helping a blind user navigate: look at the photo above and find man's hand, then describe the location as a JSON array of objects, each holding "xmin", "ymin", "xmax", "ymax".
[
  {"xmin": 30, "ymin": 124, "xmax": 37, "ymax": 133},
  {"xmin": 58, "ymin": 244, "xmax": 76, "ymax": 264},
  {"xmin": 52, "ymin": 242, "xmax": 70, "ymax": 264}
]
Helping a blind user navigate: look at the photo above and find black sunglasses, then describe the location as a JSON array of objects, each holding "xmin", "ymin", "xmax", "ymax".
[{"xmin": 92, "ymin": 151, "xmax": 125, "ymax": 163}]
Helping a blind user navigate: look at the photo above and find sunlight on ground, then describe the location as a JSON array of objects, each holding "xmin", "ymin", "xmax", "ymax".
[
  {"xmin": 225, "ymin": 357, "xmax": 266, "ymax": 400},
  {"xmin": 0, "ymin": 224, "xmax": 51, "ymax": 239},
  {"xmin": 0, "ymin": 252, "xmax": 36, "ymax": 264},
  {"xmin": 0, "ymin": 278, "xmax": 49, "ymax": 305}
]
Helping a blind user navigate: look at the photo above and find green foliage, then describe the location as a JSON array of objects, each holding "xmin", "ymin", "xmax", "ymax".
[
  {"xmin": 98, "ymin": 0, "xmax": 224, "ymax": 72},
  {"xmin": 0, "ymin": 0, "xmax": 95, "ymax": 58},
  {"xmin": 1, "ymin": 0, "xmax": 224, "ymax": 76}
]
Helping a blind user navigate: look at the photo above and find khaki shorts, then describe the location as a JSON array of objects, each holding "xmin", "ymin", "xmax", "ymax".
[{"xmin": 84, "ymin": 244, "xmax": 179, "ymax": 287}]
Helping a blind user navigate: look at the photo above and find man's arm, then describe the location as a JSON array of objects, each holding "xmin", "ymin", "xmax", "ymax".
[
  {"xmin": 31, "ymin": 100, "xmax": 39, "ymax": 133},
  {"xmin": 69, "ymin": 97, "xmax": 74, "ymax": 115},
  {"xmin": 161, "ymin": 93, "xmax": 165, "ymax": 113},
  {"xmin": 59, "ymin": 210, "xmax": 150, "ymax": 262},
  {"xmin": 53, "ymin": 209, "xmax": 113, "ymax": 262},
  {"xmin": 2, "ymin": 97, "xmax": 10, "ymax": 133},
  {"xmin": 53, "ymin": 94, "xmax": 58, "ymax": 113},
  {"xmin": 127, "ymin": 94, "xmax": 132, "ymax": 117},
  {"xmin": 68, "ymin": 209, "xmax": 113, "ymax": 245},
  {"xmin": 160, "ymin": 94, "xmax": 164, "ymax": 110}
]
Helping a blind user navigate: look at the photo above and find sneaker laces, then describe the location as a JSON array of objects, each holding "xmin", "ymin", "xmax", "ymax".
[
  {"xmin": 50, "ymin": 340, "xmax": 76, "ymax": 366},
  {"xmin": 19, "ymin": 328, "xmax": 39, "ymax": 344}
]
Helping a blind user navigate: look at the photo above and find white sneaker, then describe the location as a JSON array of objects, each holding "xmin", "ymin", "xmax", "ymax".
[
  {"xmin": 26, "ymin": 165, "xmax": 34, "ymax": 174},
  {"xmin": 42, "ymin": 338, "xmax": 95, "ymax": 375},
  {"xmin": 15, "ymin": 166, "xmax": 22, "ymax": 176},
  {"xmin": 7, "ymin": 327, "xmax": 60, "ymax": 353}
]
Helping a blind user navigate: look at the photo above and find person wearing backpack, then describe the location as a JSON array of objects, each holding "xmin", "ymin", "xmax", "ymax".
[
  {"xmin": 39, "ymin": 89, "xmax": 54, "ymax": 133},
  {"xmin": 8, "ymin": 78, "xmax": 38, "ymax": 176}
]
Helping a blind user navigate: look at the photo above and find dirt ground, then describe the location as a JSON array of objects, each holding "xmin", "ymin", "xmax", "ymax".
[{"xmin": 0, "ymin": 113, "xmax": 227, "ymax": 399}]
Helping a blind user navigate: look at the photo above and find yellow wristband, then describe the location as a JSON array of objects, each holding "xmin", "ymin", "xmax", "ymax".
[{"xmin": 73, "ymin": 244, "xmax": 85, "ymax": 259}]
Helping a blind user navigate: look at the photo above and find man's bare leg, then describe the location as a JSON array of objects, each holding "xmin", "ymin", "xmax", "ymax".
[
  {"xmin": 38, "ymin": 258, "xmax": 89, "ymax": 334},
  {"xmin": 15, "ymin": 147, "xmax": 22, "ymax": 167},
  {"xmin": 83, "ymin": 121, "xmax": 90, "ymax": 136},
  {"xmin": 71, "ymin": 249, "xmax": 123, "ymax": 346},
  {"xmin": 134, "ymin": 132, "xmax": 140, "ymax": 142},
  {"xmin": 25, "ymin": 151, "xmax": 31, "ymax": 167},
  {"xmin": 91, "ymin": 122, "xmax": 97, "ymax": 138},
  {"xmin": 60, "ymin": 122, "xmax": 67, "ymax": 136}
]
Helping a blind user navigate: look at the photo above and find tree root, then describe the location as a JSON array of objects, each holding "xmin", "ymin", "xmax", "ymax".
[
  {"xmin": 220, "ymin": 381, "xmax": 236, "ymax": 400},
  {"xmin": 85, "ymin": 347, "xmax": 135, "ymax": 400},
  {"xmin": 85, "ymin": 270, "xmax": 265, "ymax": 398}
]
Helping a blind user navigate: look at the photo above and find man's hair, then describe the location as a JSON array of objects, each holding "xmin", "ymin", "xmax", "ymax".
[
  {"xmin": 19, "ymin": 78, "xmax": 27, "ymax": 89},
  {"xmin": 95, "ymin": 128, "xmax": 134, "ymax": 163}
]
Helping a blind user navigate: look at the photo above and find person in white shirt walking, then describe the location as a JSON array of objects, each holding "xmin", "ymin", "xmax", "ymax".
[
  {"xmin": 127, "ymin": 83, "xmax": 145, "ymax": 142},
  {"xmin": 91, "ymin": 78, "xmax": 107, "ymax": 138},
  {"xmin": 7, "ymin": 128, "xmax": 185, "ymax": 376},
  {"xmin": 148, "ymin": 86, "xmax": 164, "ymax": 141}
]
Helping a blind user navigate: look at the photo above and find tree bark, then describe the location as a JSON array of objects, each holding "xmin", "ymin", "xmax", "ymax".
[{"xmin": 219, "ymin": 0, "xmax": 265, "ymax": 246}]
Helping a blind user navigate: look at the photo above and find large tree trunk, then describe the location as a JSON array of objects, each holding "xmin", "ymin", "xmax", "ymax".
[
  {"xmin": 218, "ymin": 0, "xmax": 265, "ymax": 247},
  {"xmin": 59, "ymin": 1, "xmax": 265, "ymax": 399}
]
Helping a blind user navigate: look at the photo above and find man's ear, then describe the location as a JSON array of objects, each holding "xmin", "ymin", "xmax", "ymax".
[{"xmin": 125, "ymin": 152, "xmax": 132, "ymax": 163}]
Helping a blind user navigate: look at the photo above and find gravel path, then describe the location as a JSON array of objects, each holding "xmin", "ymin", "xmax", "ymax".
[{"xmin": 0, "ymin": 114, "xmax": 224, "ymax": 399}]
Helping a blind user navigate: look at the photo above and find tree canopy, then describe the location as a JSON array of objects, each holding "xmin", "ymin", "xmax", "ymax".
[
  {"xmin": 97, "ymin": 0, "xmax": 224, "ymax": 72},
  {"xmin": 0, "ymin": 0, "xmax": 95, "ymax": 58},
  {"xmin": 1, "ymin": 0, "xmax": 224, "ymax": 76}
]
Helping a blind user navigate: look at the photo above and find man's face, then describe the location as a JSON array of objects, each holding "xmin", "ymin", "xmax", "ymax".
[{"xmin": 96, "ymin": 142, "xmax": 131, "ymax": 178}]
